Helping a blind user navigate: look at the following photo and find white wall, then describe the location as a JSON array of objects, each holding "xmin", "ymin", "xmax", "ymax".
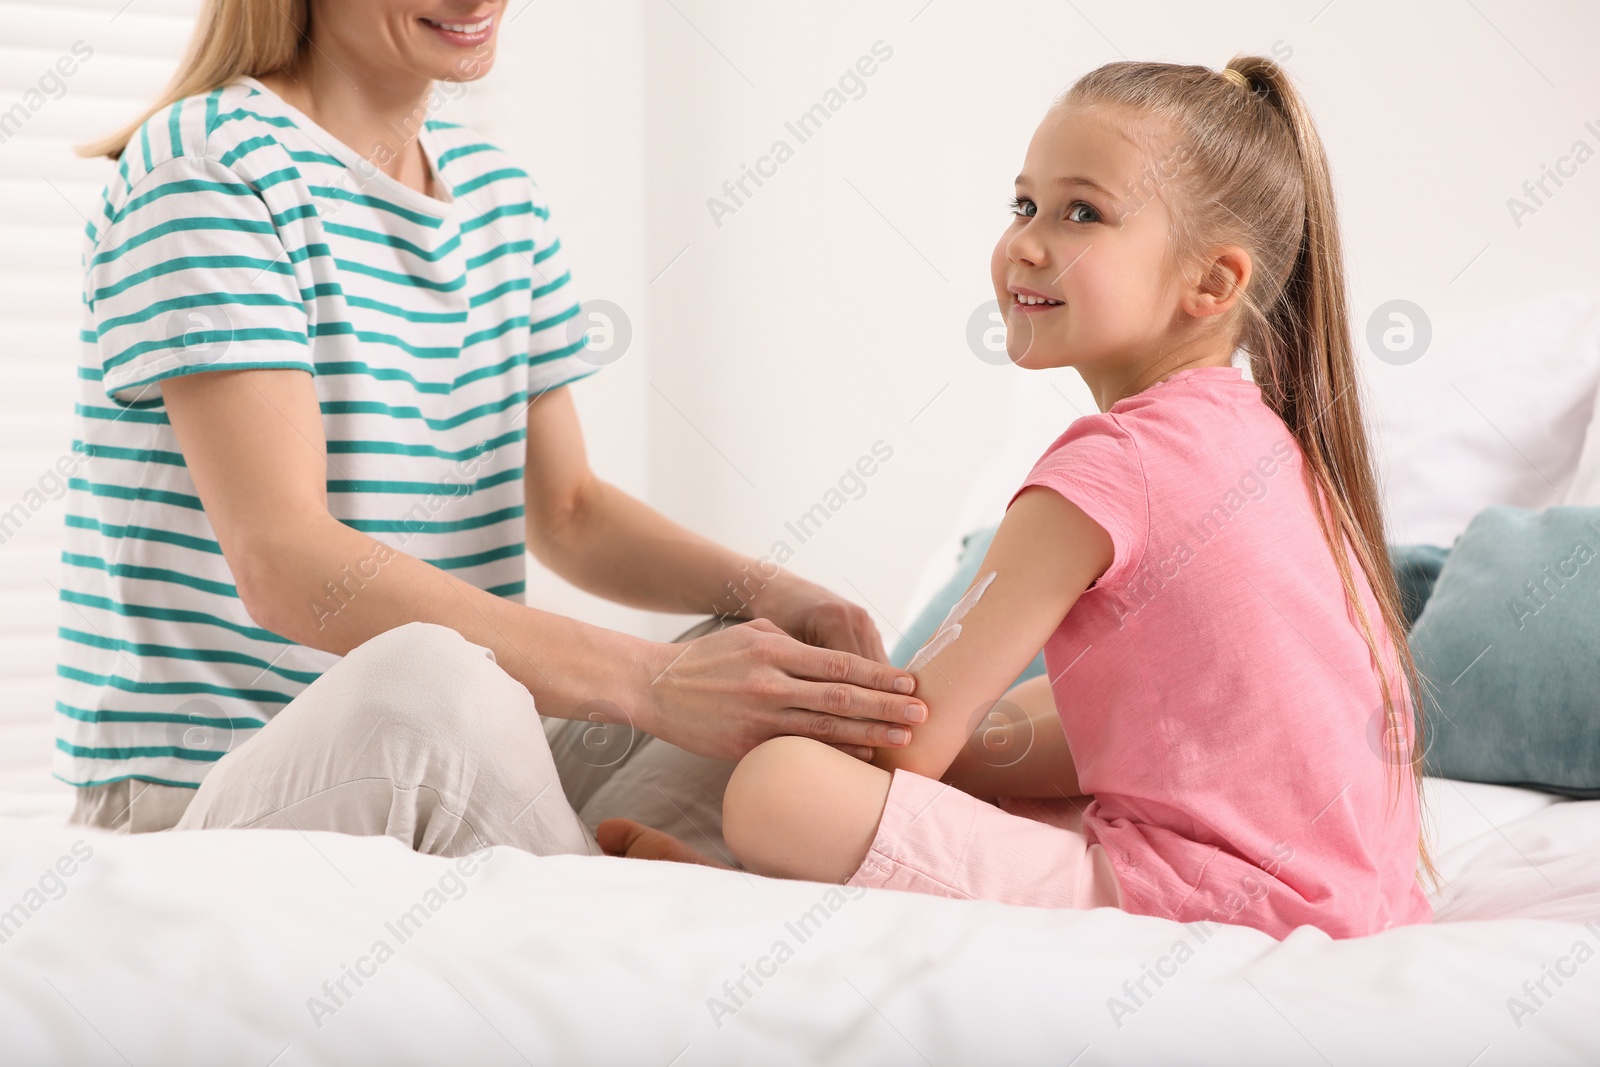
[
  {"xmin": 473, "ymin": 0, "xmax": 1600, "ymax": 641},
  {"xmin": 447, "ymin": 0, "xmax": 665, "ymax": 637}
]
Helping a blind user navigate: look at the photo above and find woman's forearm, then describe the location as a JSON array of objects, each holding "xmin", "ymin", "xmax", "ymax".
[
  {"xmin": 245, "ymin": 511, "xmax": 670, "ymax": 728},
  {"xmin": 529, "ymin": 475, "xmax": 785, "ymax": 619}
]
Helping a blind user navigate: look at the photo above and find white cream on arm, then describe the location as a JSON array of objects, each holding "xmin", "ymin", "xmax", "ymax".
[{"xmin": 905, "ymin": 570, "xmax": 998, "ymax": 673}]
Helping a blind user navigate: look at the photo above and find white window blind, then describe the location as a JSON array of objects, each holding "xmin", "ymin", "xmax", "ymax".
[{"xmin": 0, "ymin": 0, "xmax": 199, "ymax": 804}]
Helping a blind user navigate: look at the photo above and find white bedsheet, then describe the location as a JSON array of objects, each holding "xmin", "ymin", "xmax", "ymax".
[{"xmin": 0, "ymin": 779, "xmax": 1596, "ymax": 1066}]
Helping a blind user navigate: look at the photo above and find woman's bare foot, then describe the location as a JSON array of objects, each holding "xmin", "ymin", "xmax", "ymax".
[{"xmin": 595, "ymin": 818, "xmax": 733, "ymax": 869}]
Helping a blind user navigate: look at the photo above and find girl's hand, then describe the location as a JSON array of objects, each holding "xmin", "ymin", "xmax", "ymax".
[{"xmin": 755, "ymin": 576, "xmax": 892, "ymax": 664}]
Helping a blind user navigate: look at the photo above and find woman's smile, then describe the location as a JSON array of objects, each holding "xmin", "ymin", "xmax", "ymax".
[{"xmin": 419, "ymin": 9, "xmax": 498, "ymax": 48}]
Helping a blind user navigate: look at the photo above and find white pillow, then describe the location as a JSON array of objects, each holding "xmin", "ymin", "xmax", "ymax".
[
  {"xmin": 1366, "ymin": 288, "xmax": 1600, "ymax": 546},
  {"xmin": 1563, "ymin": 330, "xmax": 1600, "ymax": 506}
]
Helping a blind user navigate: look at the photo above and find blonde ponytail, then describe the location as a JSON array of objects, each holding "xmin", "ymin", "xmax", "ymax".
[{"xmin": 1065, "ymin": 55, "xmax": 1439, "ymax": 888}]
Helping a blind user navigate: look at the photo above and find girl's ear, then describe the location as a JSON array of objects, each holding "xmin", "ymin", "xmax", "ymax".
[{"xmin": 1186, "ymin": 246, "xmax": 1252, "ymax": 319}]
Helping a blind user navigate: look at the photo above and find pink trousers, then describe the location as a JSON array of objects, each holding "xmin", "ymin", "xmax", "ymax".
[{"xmin": 845, "ymin": 768, "xmax": 1125, "ymax": 911}]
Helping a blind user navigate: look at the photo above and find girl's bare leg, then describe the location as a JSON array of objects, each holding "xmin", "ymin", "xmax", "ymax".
[
  {"xmin": 716, "ymin": 676, "xmax": 1076, "ymax": 882},
  {"xmin": 604, "ymin": 677, "xmax": 1079, "ymax": 877},
  {"xmin": 722, "ymin": 735, "xmax": 893, "ymax": 883},
  {"xmin": 595, "ymin": 733, "xmax": 890, "ymax": 884}
]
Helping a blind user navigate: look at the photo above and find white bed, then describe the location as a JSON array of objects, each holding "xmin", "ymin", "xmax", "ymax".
[
  {"xmin": 5, "ymin": 291, "xmax": 1600, "ymax": 1064},
  {"xmin": 0, "ymin": 779, "xmax": 1597, "ymax": 1065}
]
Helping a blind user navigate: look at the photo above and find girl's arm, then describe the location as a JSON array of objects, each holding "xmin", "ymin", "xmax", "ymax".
[
  {"xmin": 522, "ymin": 387, "xmax": 889, "ymax": 662},
  {"xmin": 872, "ymin": 486, "xmax": 1113, "ymax": 781},
  {"xmin": 942, "ymin": 673, "xmax": 1083, "ymax": 801}
]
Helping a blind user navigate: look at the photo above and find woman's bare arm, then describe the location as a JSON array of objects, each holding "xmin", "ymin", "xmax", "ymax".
[
  {"xmin": 158, "ymin": 367, "xmax": 923, "ymax": 761},
  {"xmin": 520, "ymin": 387, "xmax": 888, "ymax": 661}
]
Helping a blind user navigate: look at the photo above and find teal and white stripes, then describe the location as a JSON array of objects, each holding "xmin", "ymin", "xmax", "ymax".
[{"xmin": 55, "ymin": 76, "xmax": 597, "ymax": 789}]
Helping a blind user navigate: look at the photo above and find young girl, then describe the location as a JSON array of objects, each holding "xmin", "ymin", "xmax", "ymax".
[{"xmin": 600, "ymin": 56, "xmax": 1435, "ymax": 940}]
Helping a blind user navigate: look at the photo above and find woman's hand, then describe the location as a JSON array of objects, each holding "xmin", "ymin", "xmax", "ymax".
[
  {"xmin": 755, "ymin": 576, "xmax": 892, "ymax": 664},
  {"xmin": 636, "ymin": 618, "xmax": 925, "ymax": 763}
]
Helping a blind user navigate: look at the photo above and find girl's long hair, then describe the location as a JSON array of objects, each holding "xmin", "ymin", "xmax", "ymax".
[
  {"xmin": 1064, "ymin": 56, "xmax": 1438, "ymax": 887},
  {"xmin": 77, "ymin": 0, "xmax": 309, "ymax": 161}
]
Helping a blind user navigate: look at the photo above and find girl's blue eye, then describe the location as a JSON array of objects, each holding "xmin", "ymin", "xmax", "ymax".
[{"xmin": 1008, "ymin": 197, "xmax": 1100, "ymax": 224}]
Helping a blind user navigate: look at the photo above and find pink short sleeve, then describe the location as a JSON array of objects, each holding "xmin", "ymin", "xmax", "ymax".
[{"xmin": 1007, "ymin": 414, "xmax": 1148, "ymax": 592}]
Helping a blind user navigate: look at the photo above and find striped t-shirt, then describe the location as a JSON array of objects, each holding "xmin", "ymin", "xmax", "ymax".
[{"xmin": 55, "ymin": 75, "xmax": 598, "ymax": 789}]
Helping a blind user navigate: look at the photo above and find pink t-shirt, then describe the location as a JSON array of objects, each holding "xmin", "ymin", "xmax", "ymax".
[{"xmin": 1009, "ymin": 364, "xmax": 1432, "ymax": 939}]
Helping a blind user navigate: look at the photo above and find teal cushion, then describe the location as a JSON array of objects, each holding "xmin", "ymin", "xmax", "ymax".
[
  {"xmin": 1411, "ymin": 506, "xmax": 1600, "ymax": 797},
  {"xmin": 893, "ymin": 525, "xmax": 1047, "ymax": 688},
  {"xmin": 1389, "ymin": 543, "xmax": 1451, "ymax": 632}
]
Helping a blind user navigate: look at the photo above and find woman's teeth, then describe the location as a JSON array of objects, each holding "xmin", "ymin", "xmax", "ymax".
[
  {"xmin": 1015, "ymin": 295, "xmax": 1063, "ymax": 305},
  {"xmin": 425, "ymin": 16, "xmax": 493, "ymax": 32}
]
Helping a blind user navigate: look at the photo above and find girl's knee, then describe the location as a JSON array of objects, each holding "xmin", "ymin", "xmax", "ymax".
[
  {"xmin": 724, "ymin": 738, "xmax": 799, "ymax": 850},
  {"xmin": 723, "ymin": 737, "xmax": 846, "ymax": 868},
  {"xmin": 727, "ymin": 737, "xmax": 825, "ymax": 805}
]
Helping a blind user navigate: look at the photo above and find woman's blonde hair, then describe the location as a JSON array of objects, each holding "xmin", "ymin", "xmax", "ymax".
[
  {"xmin": 77, "ymin": 0, "xmax": 309, "ymax": 161},
  {"xmin": 1062, "ymin": 55, "xmax": 1439, "ymax": 887}
]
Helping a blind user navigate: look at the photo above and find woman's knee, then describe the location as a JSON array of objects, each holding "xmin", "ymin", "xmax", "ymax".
[
  {"xmin": 330, "ymin": 622, "xmax": 532, "ymax": 736},
  {"xmin": 347, "ymin": 621, "xmax": 480, "ymax": 674}
]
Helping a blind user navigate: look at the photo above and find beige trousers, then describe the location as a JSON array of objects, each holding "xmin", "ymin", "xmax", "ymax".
[{"xmin": 67, "ymin": 621, "xmax": 740, "ymax": 865}]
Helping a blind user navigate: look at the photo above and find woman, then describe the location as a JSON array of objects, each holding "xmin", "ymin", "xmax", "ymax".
[{"xmin": 60, "ymin": 0, "xmax": 925, "ymax": 855}]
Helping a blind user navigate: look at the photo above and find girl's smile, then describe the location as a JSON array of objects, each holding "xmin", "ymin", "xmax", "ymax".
[{"xmin": 1009, "ymin": 285, "xmax": 1066, "ymax": 313}]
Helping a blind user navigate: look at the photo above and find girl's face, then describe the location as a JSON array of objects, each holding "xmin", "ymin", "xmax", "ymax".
[
  {"xmin": 989, "ymin": 104, "xmax": 1193, "ymax": 376},
  {"xmin": 310, "ymin": 1, "xmax": 505, "ymax": 83}
]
